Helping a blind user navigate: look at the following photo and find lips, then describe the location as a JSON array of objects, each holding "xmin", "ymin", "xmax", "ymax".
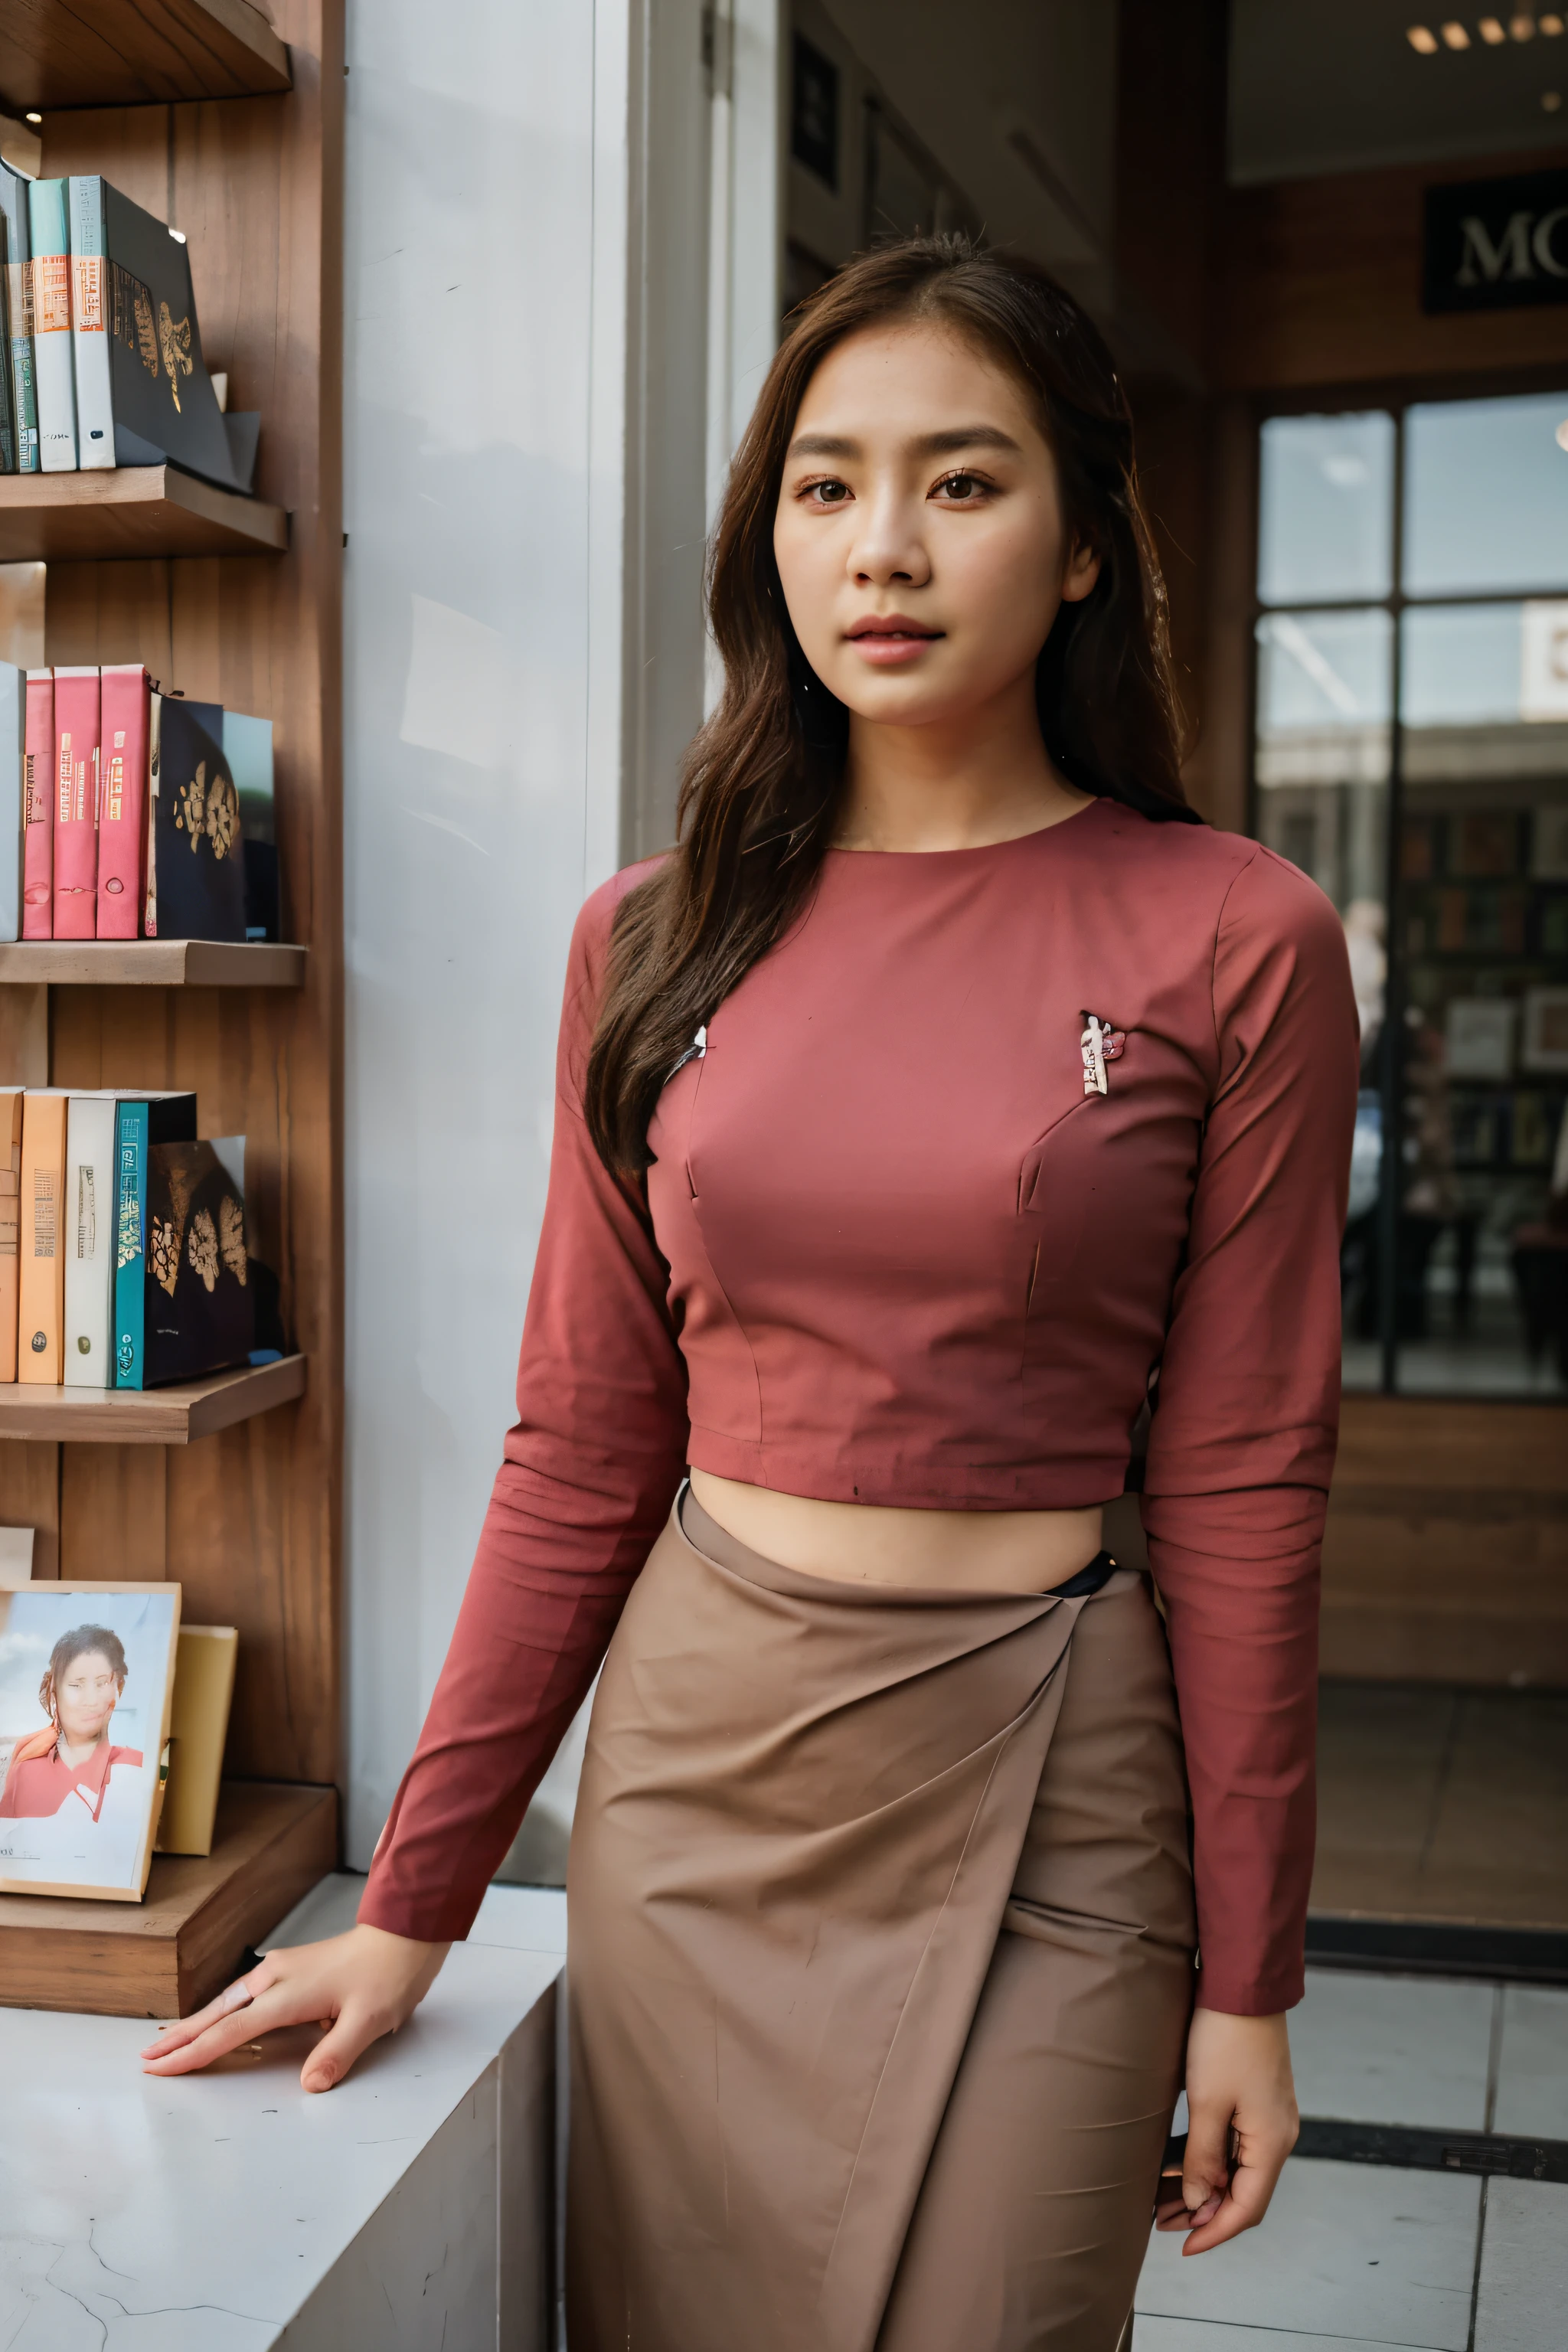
[{"xmin": 848, "ymin": 615, "xmax": 942, "ymax": 640}]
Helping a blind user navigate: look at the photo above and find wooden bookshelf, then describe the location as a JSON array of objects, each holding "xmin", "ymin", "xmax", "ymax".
[
  {"xmin": 0, "ymin": 939, "xmax": 305, "ymax": 986},
  {"xmin": 0, "ymin": 1784, "xmax": 336, "ymax": 2017},
  {"xmin": 0, "ymin": 0, "xmax": 346, "ymax": 2004},
  {"xmin": 0, "ymin": 0, "xmax": 291, "ymax": 114},
  {"xmin": 0, "ymin": 1355, "xmax": 305, "ymax": 1444},
  {"xmin": 0, "ymin": 466, "xmax": 288, "ymax": 562}
]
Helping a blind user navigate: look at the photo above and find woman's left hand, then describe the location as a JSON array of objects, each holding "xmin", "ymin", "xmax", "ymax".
[{"xmin": 1155, "ymin": 2006, "xmax": 1298, "ymax": 2254}]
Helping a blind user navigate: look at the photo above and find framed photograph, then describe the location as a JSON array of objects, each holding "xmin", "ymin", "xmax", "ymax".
[
  {"xmin": 0, "ymin": 1583, "xmax": 180, "ymax": 1900},
  {"xmin": 1445, "ymin": 996, "xmax": 1517, "ymax": 1081},
  {"xmin": 1522, "ymin": 987, "xmax": 1568, "ymax": 1076}
]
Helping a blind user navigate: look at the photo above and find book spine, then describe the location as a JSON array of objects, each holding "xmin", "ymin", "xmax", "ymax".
[
  {"xmin": 22, "ymin": 669, "xmax": 52, "ymax": 939},
  {"xmin": 27, "ymin": 180, "xmax": 77, "ymax": 473},
  {"xmin": 113, "ymin": 1099, "xmax": 148, "ymax": 1388},
  {"xmin": 64, "ymin": 1094, "xmax": 116, "ymax": 1387},
  {"xmin": 96, "ymin": 667, "xmax": 150, "ymax": 937},
  {"xmin": 0, "ymin": 219, "xmax": 14, "ymax": 472},
  {"xmin": 0, "ymin": 663, "xmax": 20, "ymax": 941},
  {"xmin": 0, "ymin": 1090, "xmax": 21, "ymax": 1382},
  {"xmin": 51, "ymin": 665, "xmax": 99, "ymax": 939},
  {"xmin": 68, "ymin": 178, "xmax": 113, "ymax": 472},
  {"xmin": 2, "ymin": 176, "xmax": 38, "ymax": 475},
  {"xmin": 18, "ymin": 1090, "xmax": 67, "ymax": 1383},
  {"xmin": 144, "ymin": 691, "xmax": 162, "ymax": 937}
]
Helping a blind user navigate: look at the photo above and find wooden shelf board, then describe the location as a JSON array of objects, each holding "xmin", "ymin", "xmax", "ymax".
[
  {"xmin": 0, "ymin": 1783, "xmax": 336, "ymax": 2018},
  {"xmin": 0, "ymin": 939, "xmax": 305, "ymax": 987},
  {"xmin": 0, "ymin": 0, "xmax": 291, "ymax": 112},
  {"xmin": 0, "ymin": 466, "xmax": 287, "ymax": 562},
  {"xmin": 0, "ymin": 1354, "xmax": 305, "ymax": 1444}
]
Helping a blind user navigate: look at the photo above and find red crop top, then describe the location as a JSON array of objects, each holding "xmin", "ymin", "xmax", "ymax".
[{"xmin": 361, "ymin": 796, "xmax": 1359, "ymax": 2014}]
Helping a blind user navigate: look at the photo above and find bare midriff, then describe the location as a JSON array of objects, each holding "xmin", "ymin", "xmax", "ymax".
[{"xmin": 689, "ymin": 1468, "xmax": 1104, "ymax": 1592}]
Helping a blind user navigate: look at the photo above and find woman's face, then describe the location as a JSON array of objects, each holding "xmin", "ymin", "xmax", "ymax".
[
  {"xmin": 55, "ymin": 1651, "xmax": 121, "ymax": 1747},
  {"xmin": 772, "ymin": 321, "xmax": 1100, "ymax": 731}
]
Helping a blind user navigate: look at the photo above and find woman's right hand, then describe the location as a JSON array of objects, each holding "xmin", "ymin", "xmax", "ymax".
[{"xmin": 139, "ymin": 1923, "xmax": 451, "ymax": 2093}]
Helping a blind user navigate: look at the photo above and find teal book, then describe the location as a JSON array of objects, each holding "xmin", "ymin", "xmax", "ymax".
[
  {"xmin": 113, "ymin": 1091, "xmax": 197, "ymax": 1387},
  {"xmin": 0, "ymin": 162, "xmax": 38, "ymax": 473},
  {"xmin": 27, "ymin": 177, "xmax": 76, "ymax": 472}
]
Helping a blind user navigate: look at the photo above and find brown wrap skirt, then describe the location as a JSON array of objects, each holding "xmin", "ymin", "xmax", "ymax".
[{"xmin": 566, "ymin": 1489, "xmax": 1197, "ymax": 2352}]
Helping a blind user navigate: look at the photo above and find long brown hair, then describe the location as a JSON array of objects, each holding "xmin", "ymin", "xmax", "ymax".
[{"xmin": 586, "ymin": 234, "xmax": 1196, "ymax": 1174}]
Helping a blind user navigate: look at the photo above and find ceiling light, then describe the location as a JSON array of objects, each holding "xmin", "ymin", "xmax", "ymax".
[
  {"xmin": 1556, "ymin": 420, "xmax": 1568, "ymax": 449},
  {"xmin": 23, "ymin": 111, "xmax": 40, "ymax": 124},
  {"xmin": 1408, "ymin": 21, "xmax": 1441, "ymax": 47},
  {"xmin": 1511, "ymin": 11, "xmax": 1537, "ymax": 33},
  {"xmin": 1545, "ymin": 83, "xmax": 1563, "ymax": 101},
  {"xmin": 1542, "ymin": 10, "xmax": 1564, "ymax": 28},
  {"xmin": 1480, "ymin": 14, "xmax": 1507, "ymax": 36},
  {"xmin": 1440, "ymin": 19, "xmax": 1472, "ymax": 43}
]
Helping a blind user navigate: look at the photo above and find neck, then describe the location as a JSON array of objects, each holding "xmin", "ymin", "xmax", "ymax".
[
  {"xmin": 57, "ymin": 1729, "xmax": 104, "ymax": 1770},
  {"xmin": 834, "ymin": 672, "xmax": 1091, "ymax": 853}
]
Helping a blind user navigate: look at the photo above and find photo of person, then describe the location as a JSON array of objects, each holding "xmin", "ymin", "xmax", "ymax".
[{"xmin": 0, "ymin": 1585, "xmax": 180, "ymax": 1900}]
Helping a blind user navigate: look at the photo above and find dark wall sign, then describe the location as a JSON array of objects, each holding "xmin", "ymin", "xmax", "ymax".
[
  {"xmin": 791, "ymin": 34, "xmax": 839, "ymax": 194},
  {"xmin": 1424, "ymin": 168, "xmax": 1568, "ymax": 315}
]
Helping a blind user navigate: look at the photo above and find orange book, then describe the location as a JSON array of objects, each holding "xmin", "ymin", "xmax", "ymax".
[
  {"xmin": 0, "ymin": 1090, "xmax": 21, "ymax": 1382},
  {"xmin": 18, "ymin": 1089, "xmax": 67, "ymax": 1384}
]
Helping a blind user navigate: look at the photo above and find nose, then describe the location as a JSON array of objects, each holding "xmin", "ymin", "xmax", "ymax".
[{"xmin": 848, "ymin": 482, "xmax": 931, "ymax": 590}]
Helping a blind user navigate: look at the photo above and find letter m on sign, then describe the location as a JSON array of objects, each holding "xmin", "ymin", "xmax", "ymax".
[{"xmin": 1455, "ymin": 211, "xmax": 1534, "ymax": 287}]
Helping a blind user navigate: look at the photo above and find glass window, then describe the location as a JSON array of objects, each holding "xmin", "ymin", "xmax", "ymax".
[
  {"xmin": 1403, "ymin": 393, "xmax": 1568, "ymax": 597},
  {"xmin": 1257, "ymin": 412, "xmax": 1396, "ymax": 606},
  {"xmin": 1253, "ymin": 391, "xmax": 1568, "ymax": 1403}
]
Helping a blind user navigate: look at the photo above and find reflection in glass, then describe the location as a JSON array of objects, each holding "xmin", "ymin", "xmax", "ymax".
[
  {"xmin": 1393, "ymin": 604, "xmax": 1568, "ymax": 1396},
  {"xmin": 1403, "ymin": 391, "xmax": 1568, "ymax": 596},
  {"xmin": 1257, "ymin": 412, "xmax": 1395, "ymax": 607},
  {"xmin": 1254, "ymin": 607, "xmax": 1393, "ymax": 1390},
  {"xmin": 1254, "ymin": 608, "xmax": 1391, "ymax": 913}
]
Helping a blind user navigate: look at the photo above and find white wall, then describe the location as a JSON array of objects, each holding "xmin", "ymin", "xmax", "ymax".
[{"xmin": 341, "ymin": 1, "xmax": 779, "ymax": 1873}]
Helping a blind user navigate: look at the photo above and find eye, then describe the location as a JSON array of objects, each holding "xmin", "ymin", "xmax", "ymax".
[
  {"xmin": 799, "ymin": 476, "xmax": 852, "ymax": 507},
  {"xmin": 931, "ymin": 470, "xmax": 991, "ymax": 503}
]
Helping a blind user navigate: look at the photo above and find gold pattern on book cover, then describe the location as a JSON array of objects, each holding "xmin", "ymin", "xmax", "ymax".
[
  {"xmin": 188, "ymin": 1207, "xmax": 218, "ymax": 1294},
  {"xmin": 158, "ymin": 302, "xmax": 192, "ymax": 411}
]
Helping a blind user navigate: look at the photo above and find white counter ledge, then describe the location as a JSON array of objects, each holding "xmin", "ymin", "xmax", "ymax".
[{"xmin": 0, "ymin": 1881, "xmax": 567, "ymax": 2352}]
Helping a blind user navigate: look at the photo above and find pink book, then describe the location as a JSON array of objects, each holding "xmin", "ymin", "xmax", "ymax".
[
  {"xmin": 96, "ymin": 664, "xmax": 150, "ymax": 939},
  {"xmin": 21, "ymin": 671, "xmax": 53, "ymax": 939},
  {"xmin": 51, "ymin": 665, "xmax": 100, "ymax": 940}
]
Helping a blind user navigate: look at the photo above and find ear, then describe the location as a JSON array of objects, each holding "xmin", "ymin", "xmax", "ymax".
[{"xmin": 1060, "ymin": 537, "xmax": 1102, "ymax": 606}]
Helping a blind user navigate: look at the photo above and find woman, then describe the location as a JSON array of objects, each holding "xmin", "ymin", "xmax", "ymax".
[
  {"xmin": 1, "ymin": 1625, "xmax": 142, "ymax": 1820},
  {"xmin": 145, "ymin": 237, "xmax": 1357, "ymax": 2349}
]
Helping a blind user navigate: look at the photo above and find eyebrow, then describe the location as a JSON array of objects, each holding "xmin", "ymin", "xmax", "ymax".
[{"xmin": 786, "ymin": 425, "xmax": 1024, "ymax": 462}]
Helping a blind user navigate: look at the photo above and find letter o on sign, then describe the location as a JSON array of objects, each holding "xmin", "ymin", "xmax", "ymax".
[{"xmin": 1533, "ymin": 207, "xmax": 1568, "ymax": 277}]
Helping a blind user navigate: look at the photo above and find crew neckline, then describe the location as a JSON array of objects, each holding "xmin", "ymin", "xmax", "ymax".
[{"xmin": 823, "ymin": 793, "xmax": 1109, "ymax": 862}]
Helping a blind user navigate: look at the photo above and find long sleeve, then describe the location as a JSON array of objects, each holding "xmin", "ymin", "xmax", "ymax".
[
  {"xmin": 359, "ymin": 871, "xmax": 690, "ymax": 1943},
  {"xmin": 1142, "ymin": 844, "xmax": 1359, "ymax": 2016}
]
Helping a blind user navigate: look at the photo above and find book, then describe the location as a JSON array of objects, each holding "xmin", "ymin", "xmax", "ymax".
[
  {"xmin": 145, "ymin": 695, "xmax": 245, "ymax": 943},
  {"xmin": 76, "ymin": 178, "xmax": 260, "ymax": 495},
  {"xmin": 156, "ymin": 1625, "xmax": 237, "ymax": 1857},
  {"xmin": 142, "ymin": 1135, "xmax": 253, "ymax": 1387},
  {"xmin": 1452, "ymin": 812, "xmax": 1519, "ymax": 879},
  {"xmin": 21, "ymin": 670, "xmax": 51, "ymax": 938},
  {"xmin": 0, "ymin": 189, "xmax": 13, "ymax": 470},
  {"xmin": 0, "ymin": 1089, "xmax": 21, "ymax": 1382},
  {"xmin": 1522, "ymin": 987, "xmax": 1568, "ymax": 1076},
  {"xmin": 26, "ymin": 179, "xmax": 77, "ymax": 473},
  {"xmin": 223, "ymin": 710, "xmax": 279, "ymax": 942},
  {"xmin": 112, "ymin": 1091, "xmax": 198, "ymax": 1389},
  {"xmin": 1445, "ymin": 997, "xmax": 1517, "ymax": 1080},
  {"xmin": 96, "ymin": 665, "xmax": 150, "ymax": 937},
  {"xmin": 0, "ymin": 161, "xmax": 39, "ymax": 475},
  {"xmin": 1533, "ymin": 805, "xmax": 1568, "ymax": 883},
  {"xmin": 63, "ymin": 1093, "xmax": 118, "ymax": 1387},
  {"xmin": 51, "ymin": 665, "xmax": 100, "ymax": 939},
  {"xmin": 18, "ymin": 1089, "xmax": 68, "ymax": 1383},
  {"xmin": 0, "ymin": 662, "xmax": 21, "ymax": 939},
  {"xmin": 68, "ymin": 176, "xmax": 113, "ymax": 471},
  {"xmin": 1512, "ymin": 1090, "xmax": 1553, "ymax": 1168}
]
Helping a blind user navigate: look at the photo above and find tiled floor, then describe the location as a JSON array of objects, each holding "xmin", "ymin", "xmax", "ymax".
[
  {"xmin": 1134, "ymin": 1970, "xmax": 1568, "ymax": 2351},
  {"xmin": 1313, "ymin": 1684, "xmax": 1568, "ymax": 1929}
]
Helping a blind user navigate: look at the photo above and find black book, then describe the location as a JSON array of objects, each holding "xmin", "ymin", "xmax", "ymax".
[
  {"xmin": 86, "ymin": 177, "xmax": 259, "ymax": 494},
  {"xmin": 0, "ymin": 162, "xmax": 36, "ymax": 475},
  {"xmin": 147, "ymin": 696, "xmax": 247, "ymax": 943},
  {"xmin": 143, "ymin": 1137, "xmax": 254, "ymax": 1387}
]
